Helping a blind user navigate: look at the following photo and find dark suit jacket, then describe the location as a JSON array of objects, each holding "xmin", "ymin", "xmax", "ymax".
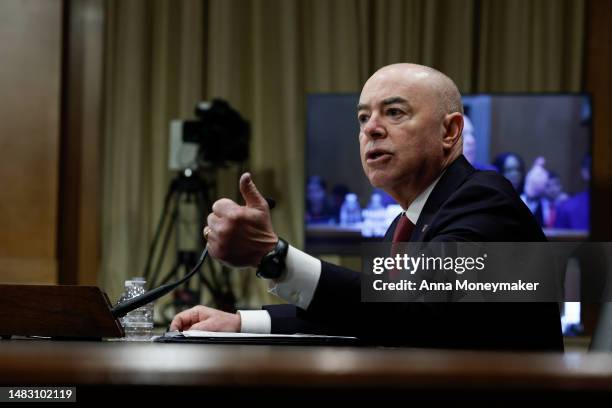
[
  {"xmin": 555, "ymin": 190, "xmax": 589, "ymax": 230},
  {"xmin": 264, "ymin": 155, "xmax": 564, "ymax": 351}
]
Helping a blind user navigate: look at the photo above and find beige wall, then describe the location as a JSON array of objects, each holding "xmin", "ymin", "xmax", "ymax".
[{"xmin": 0, "ymin": 0, "xmax": 63, "ymax": 284}]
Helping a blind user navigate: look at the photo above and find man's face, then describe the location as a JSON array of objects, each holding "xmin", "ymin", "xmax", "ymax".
[
  {"xmin": 357, "ymin": 68, "xmax": 445, "ymax": 193},
  {"xmin": 503, "ymin": 156, "xmax": 523, "ymax": 191},
  {"xmin": 307, "ymin": 180, "xmax": 325, "ymax": 204}
]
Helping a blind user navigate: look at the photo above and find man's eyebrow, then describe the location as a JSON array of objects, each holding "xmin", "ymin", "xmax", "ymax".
[
  {"xmin": 357, "ymin": 97, "xmax": 409, "ymax": 111},
  {"xmin": 381, "ymin": 97, "xmax": 409, "ymax": 106}
]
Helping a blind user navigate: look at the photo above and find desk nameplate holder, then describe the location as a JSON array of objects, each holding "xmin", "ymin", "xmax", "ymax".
[{"xmin": 0, "ymin": 284, "xmax": 124, "ymax": 339}]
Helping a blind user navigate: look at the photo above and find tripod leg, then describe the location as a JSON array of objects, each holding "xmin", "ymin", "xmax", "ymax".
[
  {"xmin": 143, "ymin": 183, "xmax": 176, "ymax": 282},
  {"xmin": 159, "ymin": 258, "xmax": 182, "ymax": 286},
  {"xmin": 149, "ymin": 203, "xmax": 179, "ymax": 288},
  {"xmin": 197, "ymin": 264, "xmax": 221, "ymax": 298}
]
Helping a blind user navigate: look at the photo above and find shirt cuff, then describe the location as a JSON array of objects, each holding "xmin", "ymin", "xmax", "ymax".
[
  {"xmin": 238, "ymin": 310, "xmax": 271, "ymax": 334},
  {"xmin": 268, "ymin": 245, "xmax": 321, "ymax": 310}
]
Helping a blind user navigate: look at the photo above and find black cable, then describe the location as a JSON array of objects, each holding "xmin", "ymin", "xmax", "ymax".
[
  {"xmin": 113, "ymin": 197, "xmax": 276, "ymax": 319},
  {"xmin": 112, "ymin": 248, "xmax": 208, "ymax": 318}
]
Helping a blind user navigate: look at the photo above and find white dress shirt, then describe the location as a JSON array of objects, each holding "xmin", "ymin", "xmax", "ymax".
[{"xmin": 238, "ymin": 176, "xmax": 442, "ymax": 334}]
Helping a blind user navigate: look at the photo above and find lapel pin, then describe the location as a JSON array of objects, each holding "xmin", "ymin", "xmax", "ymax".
[{"xmin": 421, "ymin": 224, "xmax": 429, "ymax": 233}]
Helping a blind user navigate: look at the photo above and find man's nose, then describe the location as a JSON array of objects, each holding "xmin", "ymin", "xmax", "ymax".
[{"xmin": 362, "ymin": 115, "xmax": 386, "ymax": 139}]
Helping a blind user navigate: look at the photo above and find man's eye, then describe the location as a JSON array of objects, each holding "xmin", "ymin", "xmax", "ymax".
[
  {"xmin": 358, "ymin": 114, "xmax": 369, "ymax": 124},
  {"xmin": 387, "ymin": 108, "xmax": 403, "ymax": 117}
]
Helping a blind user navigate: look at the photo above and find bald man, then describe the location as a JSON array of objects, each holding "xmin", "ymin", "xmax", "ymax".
[{"xmin": 171, "ymin": 64, "xmax": 563, "ymax": 351}]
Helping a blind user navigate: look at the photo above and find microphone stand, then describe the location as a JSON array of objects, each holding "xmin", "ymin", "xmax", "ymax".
[
  {"xmin": 112, "ymin": 248, "xmax": 208, "ymax": 318},
  {"xmin": 111, "ymin": 197, "xmax": 276, "ymax": 319}
]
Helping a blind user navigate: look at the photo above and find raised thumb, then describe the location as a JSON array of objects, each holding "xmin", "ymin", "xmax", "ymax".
[{"xmin": 239, "ymin": 172, "xmax": 268, "ymax": 210}]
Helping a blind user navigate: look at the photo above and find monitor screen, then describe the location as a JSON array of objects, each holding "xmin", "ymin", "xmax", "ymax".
[{"xmin": 304, "ymin": 93, "xmax": 592, "ymax": 255}]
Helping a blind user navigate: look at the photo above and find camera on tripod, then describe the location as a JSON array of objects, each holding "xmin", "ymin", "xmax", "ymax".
[
  {"xmin": 148, "ymin": 99, "xmax": 251, "ymax": 322},
  {"xmin": 169, "ymin": 99, "xmax": 250, "ymax": 170}
]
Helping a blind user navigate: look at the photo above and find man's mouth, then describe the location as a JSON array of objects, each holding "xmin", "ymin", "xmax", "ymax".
[{"xmin": 366, "ymin": 149, "xmax": 393, "ymax": 164}]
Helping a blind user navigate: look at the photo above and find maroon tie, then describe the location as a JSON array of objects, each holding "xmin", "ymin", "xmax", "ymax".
[
  {"xmin": 392, "ymin": 213, "xmax": 415, "ymax": 242},
  {"xmin": 389, "ymin": 214, "xmax": 415, "ymax": 279}
]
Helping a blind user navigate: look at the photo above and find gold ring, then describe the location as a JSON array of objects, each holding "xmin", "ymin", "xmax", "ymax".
[{"xmin": 204, "ymin": 226, "xmax": 211, "ymax": 240}]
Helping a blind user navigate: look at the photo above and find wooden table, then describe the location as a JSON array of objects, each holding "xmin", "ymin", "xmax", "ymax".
[{"xmin": 2, "ymin": 339, "xmax": 612, "ymax": 402}]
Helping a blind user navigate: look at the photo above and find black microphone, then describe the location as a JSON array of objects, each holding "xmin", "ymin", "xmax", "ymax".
[
  {"xmin": 111, "ymin": 197, "xmax": 276, "ymax": 318},
  {"xmin": 265, "ymin": 197, "xmax": 276, "ymax": 210}
]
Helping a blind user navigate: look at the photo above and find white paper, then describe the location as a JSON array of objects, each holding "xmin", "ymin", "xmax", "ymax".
[{"xmin": 162, "ymin": 330, "xmax": 356, "ymax": 340}]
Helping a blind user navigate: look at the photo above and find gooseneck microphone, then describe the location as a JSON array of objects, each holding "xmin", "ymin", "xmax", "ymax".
[
  {"xmin": 111, "ymin": 248, "xmax": 207, "ymax": 318},
  {"xmin": 111, "ymin": 197, "xmax": 276, "ymax": 319}
]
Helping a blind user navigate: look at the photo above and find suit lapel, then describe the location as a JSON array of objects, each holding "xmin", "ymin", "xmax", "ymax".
[
  {"xmin": 383, "ymin": 213, "xmax": 401, "ymax": 242},
  {"xmin": 383, "ymin": 155, "xmax": 476, "ymax": 242},
  {"xmin": 411, "ymin": 155, "xmax": 475, "ymax": 241}
]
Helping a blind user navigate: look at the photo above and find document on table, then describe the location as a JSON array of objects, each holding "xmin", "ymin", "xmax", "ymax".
[{"xmin": 154, "ymin": 330, "xmax": 359, "ymax": 345}]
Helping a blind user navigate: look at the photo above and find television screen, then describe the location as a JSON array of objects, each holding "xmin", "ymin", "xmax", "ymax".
[
  {"xmin": 305, "ymin": 93, "xmax": 591, "ymax": 336},
  {"xmin": 304, "ymin": 93, "xmax": 592, "ymax": 255}
]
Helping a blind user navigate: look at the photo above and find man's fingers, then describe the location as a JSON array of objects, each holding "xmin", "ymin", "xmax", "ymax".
[
  {"xmin": 207, "ymin": 212, "xmax": 218, "ymax": 226},
  {"xmin": 189, "ymin": 316, "xmax": 238, "ymax": 332},
  {"xmin": 170, "ymin": 306, "xmax": 208, "ymax": 331},
  {"xmin": 188, "ymin": 321, "xmax": 216, "ymax": 332},
  {"xmin": 170, "ymin": 312, "xmax": 190, "ymax": 331},
  {"xmin": 206, "ymin": 213, "xmax": 221, "ymax": 235},
  {"xmin": 239, "ymin": 172, "xmax": 268, "ymax": 210},
  {"xmin": 169, "ymin": 320, "xmax": 178, "ymax": 331},
  {"xmin": 211, "ymin": 198, "xmax": 239, "ymax": 215}
]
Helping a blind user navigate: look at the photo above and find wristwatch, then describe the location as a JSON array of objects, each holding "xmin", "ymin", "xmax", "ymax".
[{"xmin": 256, "ymin": 237, "xmax": 289, "ymax": 280}]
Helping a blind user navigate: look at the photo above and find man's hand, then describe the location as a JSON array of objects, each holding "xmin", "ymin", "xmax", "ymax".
[
  {"xmin": 169, "ymin": 305, "xmax": 241, "ymax": 332},
  {"xmin": 205, "ymin": 172, "xmax": 278, "ymax": 267}
]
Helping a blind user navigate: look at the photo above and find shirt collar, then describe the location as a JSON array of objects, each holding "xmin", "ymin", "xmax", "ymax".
[{"xmin": 404, "ymin": 174, "xmax": 443, "ymax": 225}]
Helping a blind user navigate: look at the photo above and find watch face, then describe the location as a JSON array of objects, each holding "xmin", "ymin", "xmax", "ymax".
[
  {"xmin": 258, "ymin": 259, "xmax": 282, "ymax": 279},
  {"xmin": 257, "ymin": 238, "xmax": 288, "ymax": 279},
  {"xmin": 258, "ymin": 257, "xmax": 280, "ymax": 279},
  {"xmin": 257, "ymin": 265, "xmax": 282, "ymax": 279}
]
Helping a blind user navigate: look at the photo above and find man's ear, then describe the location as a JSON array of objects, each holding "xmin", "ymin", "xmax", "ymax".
[{"xmin": 442, "ymin": 112, "xmax": 463, "ymax": 151}]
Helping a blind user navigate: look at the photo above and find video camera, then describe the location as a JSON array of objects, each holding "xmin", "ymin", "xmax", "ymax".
[{"xmin": 169, "ymin": 99, "xmax": 250, "ymax": 169}]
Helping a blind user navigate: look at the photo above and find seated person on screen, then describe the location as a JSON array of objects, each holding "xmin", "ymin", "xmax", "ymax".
[
  {"xmin": 520, "ymin": 157, "xmax": 552, "ymax": 228},
  {"xmin": 462, "ymin": 115, "xmax": 495, "ymax": 171},
  {"xmin": 545, "ymin": 171, "xmax": 569, "ymax": 205},
  {"xmin": 493, "ymin": 152, "xmax": 525, "ymax": 195},
  {"xmin": 305, "ymin": 175, "xmax": 333, "ymax": 224},
  {"xmin": 329, "ymin": 184, "xmax": 349, "ymax": 223},
  {"xmin": 170, "ymin": 63, "xmax": 563, "ymax": 351},
  {"xmin": 555, "ymin": 154, "xmax": 591, "ymax": 231},
  {"xmin": 544, "ymin": 170, "xmax": 568, "ymax": 228}
]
